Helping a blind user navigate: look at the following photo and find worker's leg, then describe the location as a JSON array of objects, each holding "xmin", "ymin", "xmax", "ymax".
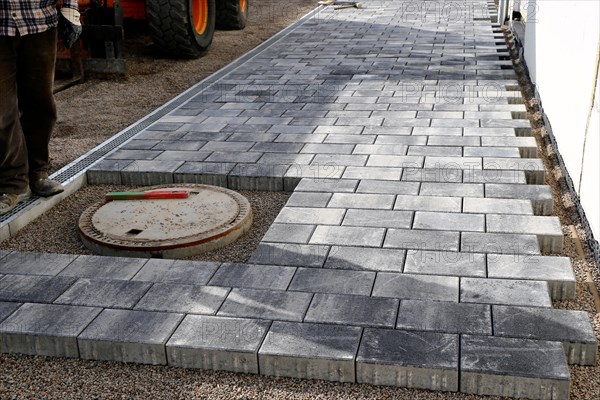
[
  {"xmin": 17, "ymin": 28, "xmax": 58, "ymax": 182},
  {"xmin": 0, "ymin": 35, "xmax": 29, "ymax": 195}
]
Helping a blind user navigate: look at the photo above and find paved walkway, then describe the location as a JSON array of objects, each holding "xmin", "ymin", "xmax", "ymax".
[{"xmin": 0, "ymin": 1, "xmax": 597, "ymax": 399}]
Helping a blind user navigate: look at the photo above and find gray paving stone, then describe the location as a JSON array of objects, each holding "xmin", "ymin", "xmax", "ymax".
[
  {"xmin": 485, "ymin": 183, "xmax": 553, "ymax": 215},
  {"xmin": 493, "ymin": 305, "xmax": 597, "ymax": 365},
  {"xmin": 413, "ymin": 211, "xmax": 485, "ymax": 232},
  {"xmin": 154, "ymin": 151, "xmax": 211, "ymax": 162},
  {"xmin": 372, "ymin": 273, "xmax": 459, "ymax": 302},
  {"xmin": 356, "ymin": 328, "xmax": 459, "ymax": 391},
  {"xmin": 367, "ymin": 155, "xmax": 423, "ymax": 168},
  {"xmin": 461, "ymin": 278, "xmax": 552, "ymax": 307},
  {"xmin": 167, "ymin": 315, "xmax": 270, "ymax": 373},
  {"xmin": 483, "ymin": 157, "xmax": 545, "ymax": 184},
  {"xmin": 487, "ymin": 215, "xmax": 564, "ymax": 253},
  {"xmin": 261, "ymin": 223, "xmax": 315, "ymax": 244},
  {"xmin": 59, "ymin": 255, "xmax": 147, "ymax": 280},
  {"xmin": 135, "ymin": 283, "xmax": 229, "ymax": 314},
  {"xmin": 462, "ymin": 232, "xmax": 541, "ymax": 255},
  {"xmin": 228, "ymin": 163, "xmax": 287, "ymax": 191},
  {"xmin": 218, "ymin": 288, "xmax": 312, "ymax": 322},
  {"xmin": 342, "ymin": 166, "xmax": 403, "ymax": 181},
  {"xmin": 0, "ymin": 252, "xmax": 77, "ymax": 276},
  {"xmin": 249, "ymin": 243, "xmax": 328, "ymax": 268},
  {"xmin": 305, "ymin": 293, "xmax": 398, "ymax": 328},
  {"xmin": 0, "ymin": 301, "xmax": 20, "ymax": 322},
  {"xmin": 208, "ymin": 263, "xmax": 296, "ymax": 290},
  {"xmin": 289, "ymin": 267, "xmax": 375, "ymax": 296},
  {"xmin": 324, "ymin": 134, "xmax": 375, "ymax": 144},
  {"xmin": 87, "ymin": 159, "xmax": 134, "ymax": 184},
  {"xmin": 54, "ymin": 278, "xmax": 152, "ymax": 309},
  {"xmin": 461, "ymin": 335, "xmax": 570, "ymax": 399},
  {"xmin": 356, "ymin": 180, "xmax": 420, "ymax": 195},
  {"xmin": 131, "ymin": 259, "xmax": 219, "ymax": 285},
  {"xmin": 0, "ymin": 275, "xmax": 76, "ymax": 303},
  {"xmin": 121, "ymin": 160, "xmax": 184, "ymax": 185},
  {"xmin": 285, "ymin": 192, "xmax": 332, "ymax": 207},
  {"xmin": 486, "ymin": 255, "xmax": 575, "ymax": 300},
  {"xmin": 274, "ymin": 207, "xmax": 345, "ymax": 225},
  {"xmin": 384, "ymin": 229, "xmax": 460, "ymax": 252},
  {"xmin": 464, "ymin": 146, "xmax": 521, "ymax": 158},
  {"xmin": 342, "ymin": 209, "xmax": 412, "ymax": 229},
  {"xmin": 394, "ymin": 194, "xmax": 461, "ymax": 212},
  {"xmin": 205, "ymin": 151, "xmax": 262, "ymax": 163},
  {"xmin": 259, "ymin": 321, "xmax": 361, "ymax": 383},
  {"xmin": 0, "ymin": 303, "xmax": 101, "ymax": 357},
  {"xmin": 407, "ymin": 145, "xmax": 462, "ymax": 156},
  {"xmin": 310, "ymin": 225, "xmax": 385, "ymax": 247},
  {"xmin": 404, "ymin": 250, "xmax": 486, "ymax": 277},
  {"xmin": 78, "ymin": 309, "xmax": 184, "ymax": 365},
  {"xmin": 420, "ymin": 182, "xmax": 484, "ymax": 197},
  {"xmin": 294, "ymin": 178, "xmax": 358, "ymax": 193},
  {"xmin": 174, "ymin": 162, "xmax": 235, "ymax": 186},
  {"xmin": 463, "ymin": 197, "xmax": 533, "ymax": 215},
  {"xmin": 353, "ymin": 144, "xmax": 408, "ymax": 155},
  {"xmin": 464, "ymin": 169, "xmax": 528, "ymax": 184},
  {"xmin": 402, "ymin": 167, "xmax": 462, "ymax": 183},
  {"xmin": 397, "ymin": 300, "xmax": 491, "ymax": 335},
  {"xmin": 324, "ymin": 246, "xmax": 405, "ymax": 272},
  {"xmin": 106, "ymin": 149, "xmax": 161, "ymax": 161},
  {"xmin": 328, "ymin": 193, "xmax": 395, "ymax": 209}
]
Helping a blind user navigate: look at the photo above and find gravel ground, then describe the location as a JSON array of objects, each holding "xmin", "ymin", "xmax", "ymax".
[
  {"xmin": 0, "ymin": 6, "xmax": 599, "ymax": 400},
  {"xmin": 0, "ymin": 185, "xmax": 290, "ymax": 264}
]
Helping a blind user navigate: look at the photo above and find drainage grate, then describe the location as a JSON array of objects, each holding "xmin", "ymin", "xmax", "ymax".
[{"xmin": 0, "ymin": 5, "xmax": 323, "ymax": 228}]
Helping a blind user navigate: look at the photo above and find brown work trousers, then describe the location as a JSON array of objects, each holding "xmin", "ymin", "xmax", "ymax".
[{"xmin": 0, "ymin": 28, "xmax": 57, "ymax": 194}]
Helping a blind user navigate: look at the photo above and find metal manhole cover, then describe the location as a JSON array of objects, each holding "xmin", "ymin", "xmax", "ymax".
[{"xmin": 79, "ymin": 185, "xmax": 253, "ymax": 258}]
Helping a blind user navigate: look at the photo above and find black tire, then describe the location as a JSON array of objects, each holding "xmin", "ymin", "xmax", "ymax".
[
  {"xmin": 147, "ymin": 0, "xmax": 216, "ymax": 58},
  {"xmin": 216, "ymin": 0, "xmax": 248, "ymax": 30}
]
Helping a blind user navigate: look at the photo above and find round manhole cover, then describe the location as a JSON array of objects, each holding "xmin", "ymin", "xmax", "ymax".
[{"xmin": 79, "ymin": 185, "xmax": 252, "ymax": 258}]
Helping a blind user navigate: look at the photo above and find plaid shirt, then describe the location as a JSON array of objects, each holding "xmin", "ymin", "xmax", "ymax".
[{"xmin": 0, "ymin": 1, "xmax": 79, "ymax": 37}]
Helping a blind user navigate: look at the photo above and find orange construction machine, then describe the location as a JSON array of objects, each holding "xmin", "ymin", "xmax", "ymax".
[{"xmin": 59, "ymin": 0, "xmax": 247, "ymax": 74}]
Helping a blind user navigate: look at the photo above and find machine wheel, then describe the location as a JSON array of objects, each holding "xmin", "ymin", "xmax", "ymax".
[
  {"xmin": 216, "ymin": 0, "xmax": 248, "ymax": 30},
  {"xmin": 147, "ymin": 0, "xmax": 216, "ymax": 58}
]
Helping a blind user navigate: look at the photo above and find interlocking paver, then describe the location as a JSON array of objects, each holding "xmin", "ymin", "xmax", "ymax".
[
  {"xmin": 167, "ymin": 315, "xmax": 270, "ymax": 373},
  {"xmin": 249, "ymin": 243, "xmax": 328, "ymax": 268},
  {"xmin": 59, "ymin": 255, "xmax": 147, "ymax": 280},
  {"xmin": 259, "ymin": 321, "xmax": 361, "ymax": 383},
  {"xmin": 487, "ymin": 215, "xmax": 564, "ymax": 253},
  {"xmin": 78, "ymin": 309, "xmax": 184, "ymax": 365},
  {"xmin": 289, "ymin": 268, "xmax": 375, "ymax": 296},
  {"xmin": 0, "ymin": 275, "xmax": 76, "ymax": 303},
  {"xmin": 372, "ymin": 273, "xmax": 459, "ymax": 302},
  {"xmin": 309, "ymin": 225, "xmax": 385, "ymax": 247},
  {"xmin": 305, "ymin": 293, "xmax": 398, "ymax": 328},
  {"xmin": 217, "ymin": 288, "xmax": 312, "ymax": 322},
  {"xmin": 324, "ymin": 246, "xmax": 405, "ymax": 272},
  {"xmin": 357, "ymin": 328, "xmax": 459, "ymax": 391},
  {"xmin": 397, "ymin": 300, "xmax": 491, "ymax": 335},
  {"xmin": 131, "ymin": 259, "xmax": 219, "ymax": 284},
  {"xmin": 135, "ymin": 283, "xmax": 229, "ymax": 314},
  {"xmin": 208, "ymin": 263, "xmax": 296, "ymax": 290},
  {"xmin": 461, "ymin": 278, "xmax": 552, "ymax": 307},
  {"xmin": 54, "ymin": 278, "xmax": 152, "ymax": 309},
  {"xmin": 461, "ymin": 232, "xmax": 541, "ymax": 255},
  {"xmin": 404, "ymin": 250, "xmax": 486, "ymax": 277},
  {"xmin": 0, "ymin": 252, "xmax": 77, "ymax": 276},
  {"xmin": 0, "ymin": 301, "xmax": 20, "ymax": 322}
]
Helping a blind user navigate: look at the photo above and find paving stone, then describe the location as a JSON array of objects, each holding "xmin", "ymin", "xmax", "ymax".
[
  {"xmin": 483, "ymin": 157, "xmax": 545, "ymax": 184},
  {"xmin": 167, "ymin": 315, "xmax": 270, "ymax": 373},
  {"xmin": 87, "ymin": 159, "xmax": 134, "ymax": 184},
  {"xmin": 464, "ymin": 146, "xmax": 521, "ymax": 158},
  {"xmin": 106, "ymin": 149, "xmax": 161, "ymax": 161},
  {"xmin": 0, "ymin": 301, "xmax": 20, "ymax": 322},
  {"xmin": 289, "ymin": 267, "xmax": 375, "ymax": 296},
  {"xmin": 310, "ymin": 225, "xmax": 385, "ymax": 247},
  {"xmin": 353, "ymin": 144, "xmax": 408, "ymax": 155},
  {"xmin": 328, "ymin": 193, "xmax": 395, "ymax": 209},
  {"xmin": 218, "ymin": 288, "xmax": 312, "ymax": 322},
  {"xmin": 427, "ymin": 136, "xmax": 479, "ymax": 146},
  {"xmin": 487, "ymin": 215, "xmax": 564, "ymax": 253},
  {"xmin": 154, "ymin": 151, "xmax": 211, "ymax": 162},
  {"xmin": 293, "ymin": 178, "xmax": 357, "ymax": 193},
  {"xmin": 324, "ymin": 134, "xmax": 375, "ymax": 144},
  {"xmin": 461, "ymin": 232, "xmax": 541, "ymax": 256},
  {"xmin": 261, "ymin": 223, "xmax": 315, "ymax": 244},
  {"xmin": 384, "ymin": 229, "xmax": 460, "ymax": 252},
  {"xmin": 372, "ymin": 273, "xmax": 459, "ymax": 302},
  {"xmin": 0, "ymin": 303, "xmax": 101, "ymax": 357},
  {"xmin": 413, "ymin": 211, "xmax": 485, "ymax": 232},
  {"xmin": 493, "ymin": 305, "xmax": 597, "ymax": 365},
  {"xmin": 356, "ymin": 180, "xmax": 420, "ymax": 195},
  {"xmin": 420, "ymin": 182, "xmax": 484, "ymax": 197},
  {"xmin": 424, "ymin": 156, "xmax": 482, "ymax": 170},
  {"xmin": 394, "ymin": 194, "xmax": 461, "ymax": 212},
  {"xmin": 402, "ymin": 167, "xmax": 463, "ymax": 183},
  {"xmin": 274, "ymin": 207, "xmax": 345, "ymax": 225},
  {"xmin": 367, "ymin": 155, "xmax": 423, "ymax": 168},
  {"xmin": 0, "ymin": 275, "xmax": 76, "ymax": 303},
  {"xmin": 486, "ymin": 183, "xmax": 553, "ymax": 215},
  {"xmin": 460, "ymin": 335, "xmax": 570, "ymax": 399},
  {"xmin": 464, "ymin": 169, "xmax": 527, "ymax": 184},
  {"xmin": 228, "ymin": 163, "xmax": 287, "ymax": 191},
  {"xmin": 403, "ymin": 250, "xmax": 486, "ymax": 277},
  {"xmin": 486, "ymin": 255, "xmax": 575, "ymax": 300},
  {"xmin": 121, "ymin": 160, "xmax": 184, "ymax": 185},
  {"xmin": 78, "ymin": 309, "xmax": 184, "ymax": 365},
  {"xmin": 259, "ymin": 321, "xmax": 361, "ymax": 383},
  {"xmin": 342, "ymin": 166, "xmax": 403, "ymax": 181},
  {"xmin": 131, "ymin": 259, "xmax": 219, "ymax": 285},
  {"xmin": 461, "ymin": 278, "xmax": 552, "ymax": 307},
  {"xmin": 397, "ymin": 300, "xmax": 491, "ymax": 335},
  {"xmin": 54, "ymin": 278, "xmax": 152, "ymax": 309},
  {"xmin": 174, "ymin": 162, "xmax": 235, "ymax": 186},
  {"xmin": 0, "ymin": 252, "xmax": 77, "ymax": 276},
  {"xmin": 208, "ymin": 263, "xmax": 296, "ymax": 290},
  {"xmin": 205, "ymin": 151, "xmax": 262, "ymax": 163},
  {"xmin": 407, "ymin": 146, "xmax": 462, "ymax": 156},
  {"xmin": 285, "ymin": 192, "xmax": 332, "ymax": 207},
  {"xmin": 59, "ymin": 255, "xmax": 147, "ymax": 280},
  {"xmin": 463, "ymin": 197, "xmax": 533, "ymax": 215},
  {"xmin": 274, "ymin": 134, "xmax": 325, "ymax": 143},
  {"xmin": 305, "ymin": 293, "xmax": 398, "ymax": 328},
  {"xmin": 135, "ymin": 283, "xmax": 229, "ymax": 314},
  {"xmin": 342, "ymin": 209, "xmax": 412, "ymax": 229},
  {"xmin": 324, "ymin": 246, "xmax": 405, "ymax": 272},
  {"xmin": 356, "ymin": 328, "xmax": 459, "ymax": 391},
  {"xmin": 249, "ymin": 243, "xmax": 328, "ymax": 268}
]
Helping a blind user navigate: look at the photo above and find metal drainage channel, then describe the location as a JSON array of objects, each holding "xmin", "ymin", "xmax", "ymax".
[{"xmin": 0, "ymin": 5, "xmax": 323, "ymax": 228}]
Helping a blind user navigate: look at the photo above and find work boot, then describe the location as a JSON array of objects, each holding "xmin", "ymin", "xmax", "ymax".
[
  {"xmin": 30, "ymin": 178, "xmax": 64, "ymax": 197},
  {"xmin": 0, "ymin": 189, "xmax": 32, "ymax": 216}
]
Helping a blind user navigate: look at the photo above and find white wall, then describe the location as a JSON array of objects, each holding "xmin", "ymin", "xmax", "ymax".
[{"xmin": 521, "ymin": 0, "xmax": 600, "ymax": 237}]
